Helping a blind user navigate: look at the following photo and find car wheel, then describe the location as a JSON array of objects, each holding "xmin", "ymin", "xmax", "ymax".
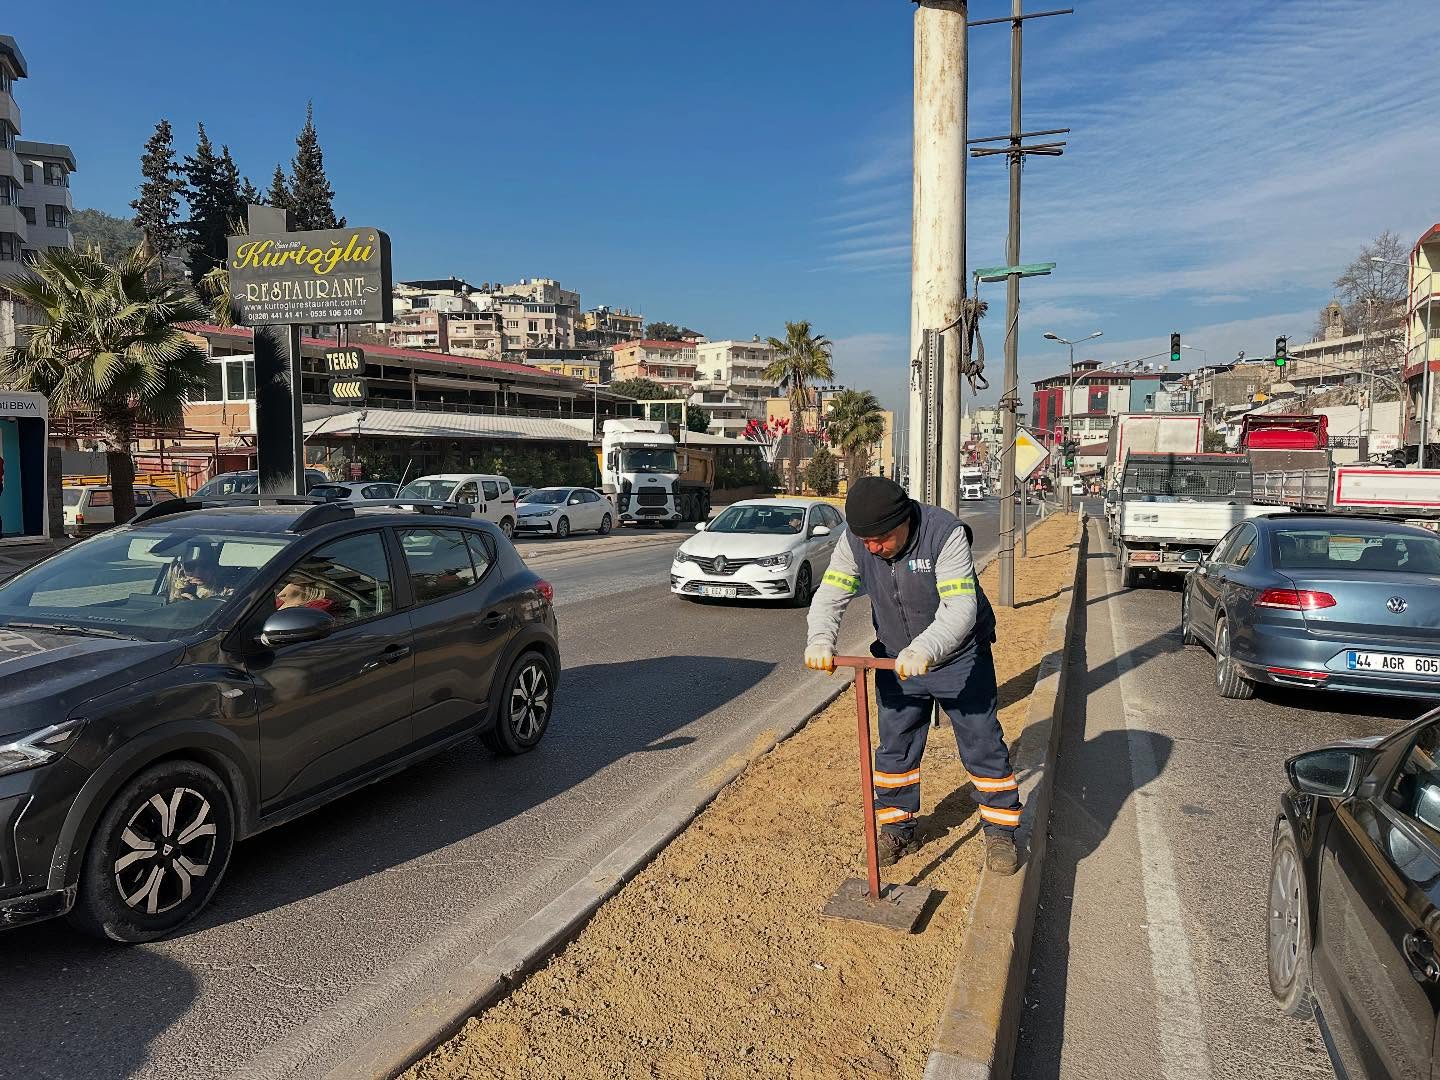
[
  {"xmin": 1180, "ymin": 591, "xmax": 1201, "ymax": 647},
  {"xmin": 599, "ymin": 513, "xmax": 612, "ymax": 535},
  {"xmin": 661, "ymin": 520, "xmax": 678, "ymax": 529},
  {"xmin": 483, "ymin": 651, "xmax": 555, "ymax": 756},
  {"xmin": 500, "ymin": 517, "xmax": 515, "ymax": 539},
  {"xmin": 557, "ymin": 516, "xmax": 571, "ymax": 539},
  {"xmin": 789, "ymin": 562, "xmax": 814, "ymax": 608},
  {"xmin": 1215, "ymin": 618, "xmax": 1256, "ymax": 700},
  {"xmin": 1268, "ymin": 823, "xmax": 1315, "ymax": 1018},
  {"xmin": 67, "ymin": 760, "xmax": 235, "ymax": 943}
]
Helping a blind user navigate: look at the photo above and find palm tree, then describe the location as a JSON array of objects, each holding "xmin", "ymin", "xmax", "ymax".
[
  {"xmin": 764, "ymin": 320, "xmax": 834, "ymax": 493},
  {"xmin": 826, "ymin": 388, "xmax": 887, "ymax": 483},
  {"xmin": 0, "ymin": 243, "xmax": 212, "ymax": 522}
]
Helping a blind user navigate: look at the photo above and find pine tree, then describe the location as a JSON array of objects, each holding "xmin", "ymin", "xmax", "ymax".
[
  {"xmin": 182, "ymin": 127, "xmax": 247, "ymax": 280},
  {"xmin": 287, "ymin": 102, "xmax": 344, "ymax": 230},
  {"xmin": 130, "ymin": 119, "xmax": 184, "ymax": 258},
  {"xmin": 266, "ymin": 163, "xmax": 290, "ymax": 212},
  {"xmin": 238, "ymin": 175, "xmax": 264, "ymax": 206}
]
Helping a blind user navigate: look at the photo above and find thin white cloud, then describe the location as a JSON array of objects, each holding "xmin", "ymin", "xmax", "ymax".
[{"xmin": 830, "ymin": 332, "xmax": 910, "ymax": 414}]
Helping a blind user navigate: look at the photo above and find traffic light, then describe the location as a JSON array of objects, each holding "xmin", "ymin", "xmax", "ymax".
[
  {"xmin": 1062, "ymin": 438, "xmax": 1077, "ymax": 470},
  {"xmin": 1169, "ymin": 332, "xmax": 1181, "ymax": 363},
  {"xmin": 1274, "ymin": 336, "xmax": 1288, "ymax": 368}
]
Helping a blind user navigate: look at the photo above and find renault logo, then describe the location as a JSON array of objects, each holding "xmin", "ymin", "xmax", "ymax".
[
  {"xmin": 1387, "ymin": 596, "xmax": 1408, "ymax": 614},
  {"xmin": 714, "ymin": 556, "xmax": 727, "ymax": 574}
]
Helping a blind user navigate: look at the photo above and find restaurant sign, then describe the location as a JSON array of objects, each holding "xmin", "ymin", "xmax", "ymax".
[{"xmin": 227, "ymin": 226, "xmax": 393, "ymax": 326}]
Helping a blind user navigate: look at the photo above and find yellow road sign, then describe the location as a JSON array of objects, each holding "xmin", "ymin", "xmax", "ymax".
[{"xmin": 1014, "ymin": 427, "xmax": 1049, "ymax": 481}]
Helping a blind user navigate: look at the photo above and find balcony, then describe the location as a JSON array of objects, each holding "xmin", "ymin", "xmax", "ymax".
[
  {"xmin": 0, "ymin": 94, "xmax": 17, "ymax": 137},
  {"xmin": 0, "ymin": 204, "xmax": 27, "ymax": 243}
]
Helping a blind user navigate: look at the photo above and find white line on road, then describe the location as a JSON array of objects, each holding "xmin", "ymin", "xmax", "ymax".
[{"xmin": 1103, "ymin": 538, "xmax": 1215, "ymax": 1080}]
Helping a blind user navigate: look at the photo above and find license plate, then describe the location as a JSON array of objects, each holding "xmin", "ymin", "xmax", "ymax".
[
  {"xmin": 1346, "ymin": 651, "xmax": 1440, "ymax": 675},
  {"xmin": 702, "ymin": 586, "xmax": 737, "ymax": 599}
]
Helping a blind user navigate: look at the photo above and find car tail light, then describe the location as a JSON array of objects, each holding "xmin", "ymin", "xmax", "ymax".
[
  {"xmin": 1255, "ymin": 588, "xmax": 1337, "ymax": 610},
  {"xmin": 74, "ymin": 514, "xmax": 84, "ymax": 524},
  {"xmin": 1130, "ymin": 551, "xmax": 1161, "ymax": 563},
  {"xmin": 536, "ymin": 579, "xmax": 554, "ymax": 604}
]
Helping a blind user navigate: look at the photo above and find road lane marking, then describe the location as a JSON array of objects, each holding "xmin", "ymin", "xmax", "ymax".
[{"xmin": 1104, "ymin": 539, "xmax": 1215, "ymax": 1080}]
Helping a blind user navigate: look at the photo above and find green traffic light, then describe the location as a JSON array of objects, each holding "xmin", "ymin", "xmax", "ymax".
[
  {"xmin": 1170, "ymin": 352, "xmax": 1181, "ymax": 362},
  {"xmin": 1275, "ymin": 357, "xmax": 1286, "ymax": 368}
]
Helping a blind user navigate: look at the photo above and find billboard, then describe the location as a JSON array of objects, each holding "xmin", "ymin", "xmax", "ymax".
[{"xmin": 226, "ymin": 226, "xmax": 393, "ymax": 326}]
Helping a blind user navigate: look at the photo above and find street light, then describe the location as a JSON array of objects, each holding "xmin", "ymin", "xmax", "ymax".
[{"xmin": 1043, "ymin": 329, "xmax": 1103, "ymax": 511}]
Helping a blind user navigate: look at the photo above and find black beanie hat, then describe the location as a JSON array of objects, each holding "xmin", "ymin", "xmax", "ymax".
[{"xmin": 845, "ymin": 476, "xmax": 914, "ymax": 537}]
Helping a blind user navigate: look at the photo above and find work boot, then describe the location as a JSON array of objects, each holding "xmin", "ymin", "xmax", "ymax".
[
  {"xmin": 984, "ymin": 831, "xmax": 1020, "ymax": 875},
  {"xmin": 877, "ymin": 830, "xmax": 919, "ymax": 867}
]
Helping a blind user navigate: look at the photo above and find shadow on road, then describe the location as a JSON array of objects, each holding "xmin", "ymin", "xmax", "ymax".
[{"xmin": 0, "ymin": 654, "xmax": 773, "ymax": 1075}]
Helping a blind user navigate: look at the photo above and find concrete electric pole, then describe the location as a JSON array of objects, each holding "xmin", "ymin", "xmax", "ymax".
[{"xmin": 907, "ymin": 0, "xmax": 967, "ymax": 512}]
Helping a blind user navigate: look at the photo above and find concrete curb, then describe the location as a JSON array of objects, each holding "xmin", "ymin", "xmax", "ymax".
[
  {"xmin": 923, "ymin": 515, "xmax": 1090, "ymax": 1080},
  {"xmin": 516, "ymin": 530, "xmax": 684, "ymax": 568},
  {"xmin": 332, "ymin": 677, "xmax": 857, "ymax": 1080}
]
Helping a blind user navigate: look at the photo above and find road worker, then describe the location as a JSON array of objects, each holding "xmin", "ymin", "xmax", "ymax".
[{"xmin": 804, "ymin": 476, "xmax": 1020, "ymax": 874}]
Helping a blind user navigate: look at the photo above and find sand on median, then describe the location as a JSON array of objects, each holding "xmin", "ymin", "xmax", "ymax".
[{"xmin": 408, "ymin": 513, "xmax": 1080, "ymax": 1080}]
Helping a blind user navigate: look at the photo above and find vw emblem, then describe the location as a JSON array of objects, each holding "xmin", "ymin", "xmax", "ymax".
[
  {"xmin": 713, "ymin": 556, "xmax": 727, "ymax": 574},
  {"xmin": 1387, "ymin": 596, "xmax": 1408, "ymax": 614}
]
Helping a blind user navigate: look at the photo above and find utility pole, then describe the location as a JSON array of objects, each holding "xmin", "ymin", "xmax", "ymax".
[
  {"xmin": 970, "ymin": 0, "xmax": 1072, "ymax": 606},
  {"xmin": 908, "ymin": 0, "xmax": 967, "ymax": 511}
]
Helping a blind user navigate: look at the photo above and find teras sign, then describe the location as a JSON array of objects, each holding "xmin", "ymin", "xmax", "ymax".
[{"xmin": 227, "ymin": 226, "xmax": 394, "ymax": 326}]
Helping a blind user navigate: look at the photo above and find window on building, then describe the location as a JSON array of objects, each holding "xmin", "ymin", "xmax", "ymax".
[
  {"xmin": 22, "ymin": 163, "xmax": 33, "ymax": 183},
  {"xmin": 45, "ymin": 204, "xmax": 69, "ymax": 229},
  {"xmin": 19, "ymin": 205, "xmax": 34, "ymax": 225},
  {"xmin": 0, "ymin": 68, "xmax": 9, "ymax": 93},
  {"xmin": 0, "ymin": 177, "xmax": 14, "ymax": 205},
  {"xmin": 0, "ymin": 121, "xmax": 14, "ymax": 150},
  {"xmin": 0, "ymin": 233, "xmax": 17, "ymax": 261},
  {"xmin": 44, "ymin": 163, "xmax": 67, "ymax": 187},
  {"xmin": 528, "ymin": 320, "xmax": 539, "ymax": 333}
]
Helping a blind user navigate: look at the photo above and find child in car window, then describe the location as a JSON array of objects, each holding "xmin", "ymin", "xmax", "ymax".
[{"xmin": 275, "ymin": 576, "xmax": 337, "ymax": 615}]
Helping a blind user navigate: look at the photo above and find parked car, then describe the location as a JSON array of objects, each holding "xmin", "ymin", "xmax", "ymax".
[
  {"xmin": 193, "ymin": 469, "xmax": 330, "ymax": 497},
  {"xmin": 397, "ymin": 474, "xmax": 518, "ymax": 537},
  {"xmin": 512, "ymin": 486, "xmax": 534, "ymax": 503},
  {"xmin": 1181, "ymin": 514, "xmax": 1440, "ymax": 700},
  {"xmin": 310, "ymin": 481, "xmax": 401, "ymax": 502},
  {"xmin": 1267, "ymin": 711, "xmax": 1440, "ymax": 1079},
  {"xmin": 0, "ymin": 496, "xmax": 557, "ymax": 942},
  {"xmin": 670, "ymin": 498, "xmax": 842, "ymax": 606},
  {"xmin": 516, "ymin": 487, "xmax": 613, "ymax": 537},
  {"xmin": 63, "ymin": 484, "xmax": 176, "ymax": 534}
]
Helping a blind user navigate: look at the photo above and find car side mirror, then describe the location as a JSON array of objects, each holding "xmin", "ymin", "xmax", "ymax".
[
  {"xmin": 810, "ymin": 525, "xmax": 832, "ymax": 537},
  {"xmin": 260, "ymin": 606, "xmax": 335, "ymax": 649},
  {"xmin": 1287, "ymin": 746, "xmax": 1368, "ymax": 799},
  {"xmin": 694, "ymin": 522, "xmax": 706, "ymax": 531},
  {"xmin": 1179, "ymin": 548, "xmax": 1204, "ymax": 565}
]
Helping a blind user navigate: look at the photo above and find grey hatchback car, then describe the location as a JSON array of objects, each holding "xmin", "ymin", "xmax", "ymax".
[
  {"xmin": 1181, "ymin": 514, "xmax": 1440, "ymax": 700},
  {"xmin": 0, "ymin": 498, "xmax": 558, "ymax": 942}
]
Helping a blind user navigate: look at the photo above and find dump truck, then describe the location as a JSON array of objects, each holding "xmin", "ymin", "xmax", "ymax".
[
  {"xmin": 597, "ymin": 419, "xmax": 715, "ymax": 527},
  {"xmin": 1241, "ymin": 413, "xmax": 1331, "ymax": 474}
]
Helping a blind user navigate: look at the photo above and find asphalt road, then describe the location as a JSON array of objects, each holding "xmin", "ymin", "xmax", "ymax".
[
  {"xmin": 1014, "ymin": 518, "xmax": 1423, "ymax": 1080},
  {"xmin": 0, "ymin": 503, "xmax": 1002, "ymax": 1080}
]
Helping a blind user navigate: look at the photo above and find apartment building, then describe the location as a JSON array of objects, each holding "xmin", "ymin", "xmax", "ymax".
[
  {"xmin": 1032, "ymin": 361, "xmax": 1136, "ymax": 444},
  {"xmin": 498, "ymin": 278, "xmax": 579, "ymax": 353},
  {"xmin": 1405, "ymin": 224, "xmax": 1440, "ymax": 453},
  {"xmin": 577, "ymin": 305, "xmax": 643, "ymax": 349},
  {"xmin": 689, "ymin": 338, "xmax": 778, "ymax": 436},
  {"xmin": 0, "ymin": 35, "xmax": 76, "ymax": 284},
  {"xmin": 612, "ymin": 339, "xmax": 697, "ymax": 395}
]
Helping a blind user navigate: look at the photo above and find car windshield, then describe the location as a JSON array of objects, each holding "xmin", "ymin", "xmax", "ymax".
[
  {"xmin": 195, "ymin": 473, "xmax": 259, "ymax": 496},
  {"xmin": 707, "ymin": 505, "xmax": 807, "ymax": 535},
  {"xmin": 621, "ymin": 448, "xmax": 678, "ymax": 473},
  {"xmin": 63, "ymin": 489, "xmax": 83, "ymax": 506},
  {"xmin": 398, "ymin": 479, "xmax": 455, "ymax": 501},
  {"xmin": 310, "ymin": 485, "xmax": 350, "ymax": 500},
  {"xmin": 521, "ymin": 489, "xmax": 569, "ymax": 505},
  {"xmin": 1272, "ymin": 527, "xmax": 1440, "ymax": 573},
  {"xmin": 0, "ymin": 529, "xmax": 291, "ymax": 642}
]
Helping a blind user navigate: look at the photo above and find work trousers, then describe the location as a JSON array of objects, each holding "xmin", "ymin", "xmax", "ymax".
[{"xmin": 871, "ymin": 641, "xmax": 1021, "ymax": 837}]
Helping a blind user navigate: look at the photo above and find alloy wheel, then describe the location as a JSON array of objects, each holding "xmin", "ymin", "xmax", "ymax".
[
  {"xmin": 557, "ymin": 516, "xmax": 570, "ymax": 539},
  {"xmin": 509, "ymin": 660, "xmax": 551, "ymax": 742},
  {"xmin": 1268, "ymin": 841, "xmax": 1302, "ymax": 989},
  {"xmin": 113, "ymin": 787, "xmax": 218, "ymax": 916},
  {"xmin": 1216, "ymin": 623, "xmax": 1230, "ymax": 688}
]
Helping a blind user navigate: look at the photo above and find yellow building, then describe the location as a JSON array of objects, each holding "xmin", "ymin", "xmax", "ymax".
[
  {"xmin": 532, "ymin": 359, "xmax": 600, "ymax": 382},
  {"xmin": 1406, "ymin": 224, "xmax": 1440, "ymax": 454}
]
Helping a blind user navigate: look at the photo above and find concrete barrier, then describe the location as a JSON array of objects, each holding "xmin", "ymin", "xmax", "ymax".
[{"xmin": 923, "ymin": 514, "xmax": 1089, "ymax": 1080}]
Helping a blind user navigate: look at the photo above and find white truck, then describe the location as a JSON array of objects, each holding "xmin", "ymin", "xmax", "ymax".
[
  {"xmin": 599, "ymin": 419, "xmax": 715, "ymax": 528},
  {"xmin": 1112, "ymin": 452, "xmax": 1283, "ymax": 588},
  {"xmin": 960, "ymin": 467, "xmax": 987, "ymax": 500},
  {"xmin": 1103, "ymin": 413, "xmax": 1204, "ymax": 539},
  {"xmin": 1252, "ymin": 465, "xmax": 1440, "ymax": 529}
]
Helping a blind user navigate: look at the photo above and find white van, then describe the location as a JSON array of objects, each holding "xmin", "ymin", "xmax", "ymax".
[
  {"xmin": 397, "ymin": 473, "xmax": 519, "ymax": 536},
  {"xmin": 1071, "ymin": 478, "xmax": 1086, "ymax": 497},
  {"xmin": 63, "ymin": 484, "xmax": 177, "ymax": 534}
]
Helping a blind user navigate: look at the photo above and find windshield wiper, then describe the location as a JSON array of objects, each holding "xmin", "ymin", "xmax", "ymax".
[{"xmin": 0, "ymin": 621, "xmax": 132, "ymax": 640}]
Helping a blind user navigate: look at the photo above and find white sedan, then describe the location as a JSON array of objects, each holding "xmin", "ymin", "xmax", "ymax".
[
  {"xmin": 514, "ymin": 487, "xmax": 614, "ymax": 537},
  {"xmin": 670, "ymin": 498, "xmax": 844, "ymax": 606}
]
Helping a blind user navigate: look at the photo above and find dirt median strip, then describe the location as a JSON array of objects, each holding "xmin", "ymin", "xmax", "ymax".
[{"xmin": 404, "ymin": 516, "xmax": 1080, "ymax": 1080}]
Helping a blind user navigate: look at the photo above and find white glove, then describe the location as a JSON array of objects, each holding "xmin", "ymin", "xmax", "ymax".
[
  {"xmin": 805, "ymin": 643, "xmax": 836, "ymax": 673},
  {"xmin": 895, "ymin": 647, "xmax": 932, "ymax": 680}
]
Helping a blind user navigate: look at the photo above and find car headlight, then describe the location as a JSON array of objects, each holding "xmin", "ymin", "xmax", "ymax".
[
  {"xmin": 673, "ymin": 551, "xmax": 693, "ymax": 564},
  {"xmin": 756, "ymin": 552, "xmax": 792, "ymax": 568},
  {"xmin": 0, "ymin": 718, "xmax": 85, "ymax": 778}
]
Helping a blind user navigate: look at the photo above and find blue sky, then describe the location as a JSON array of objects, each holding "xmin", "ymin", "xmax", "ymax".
[{"xmin": 9, "ymin": 0, "xmax": 1439, "ymax": 415}]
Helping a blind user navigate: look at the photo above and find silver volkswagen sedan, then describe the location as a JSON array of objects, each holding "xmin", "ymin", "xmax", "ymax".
[{"xmin": 1181, "ymin": 514, "xmax": 1440, "ymax": 700}]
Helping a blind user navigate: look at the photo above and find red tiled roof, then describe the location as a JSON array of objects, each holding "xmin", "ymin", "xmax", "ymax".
[{"xmin": 182, "ymin": 323, "xmax": 580, "ymax": 383}]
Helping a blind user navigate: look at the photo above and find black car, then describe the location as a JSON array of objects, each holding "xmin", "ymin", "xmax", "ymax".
[
  {"xmin": 0, "ymin": 497, "xmax": 558, "ymax": 943},
  {"xmin": 1268, "ymin": 710, "xmax": 1440, "ymax": 1078}
]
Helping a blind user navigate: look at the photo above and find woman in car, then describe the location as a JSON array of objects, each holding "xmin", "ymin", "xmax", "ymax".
[
  {"xmin": 166, "ymin": 547, "xmax": 234, "ymax": 603},
  {"xmin": 275, "ymin": 575, "xmax": 338, "ymax": 615}
]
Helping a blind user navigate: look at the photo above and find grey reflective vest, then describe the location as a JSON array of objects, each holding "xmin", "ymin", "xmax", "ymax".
[{"xmin": 844, "ymin": 504, "xmax": 996, "ymax": 665}]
